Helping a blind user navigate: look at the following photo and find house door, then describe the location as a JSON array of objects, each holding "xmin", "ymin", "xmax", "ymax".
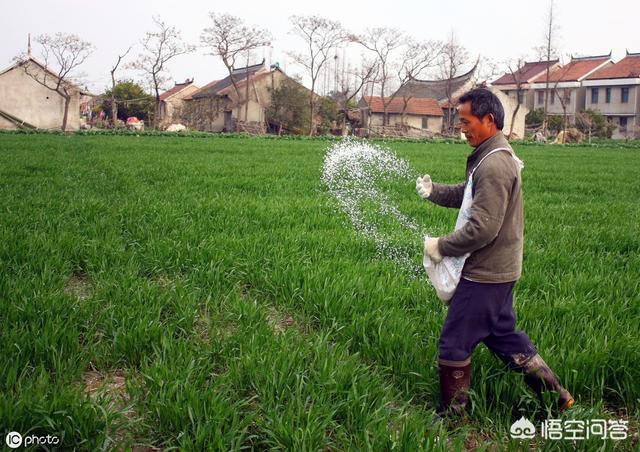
[{"xmin": 224, "ymin": 111, "xmax": 233, "ymax": 132}]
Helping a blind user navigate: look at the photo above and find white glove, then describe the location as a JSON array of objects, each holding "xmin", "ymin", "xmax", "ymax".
[
  {"xmin": 424, "ymin": 237, "xmax": 442, "ymax": 264},
  {"xmin": 416, "ymin": 174, "xmax": 433, "ymax": 199}
]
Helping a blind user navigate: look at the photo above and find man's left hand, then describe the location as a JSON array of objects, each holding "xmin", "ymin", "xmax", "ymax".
[{"xmin": 424, "ymin": 237, "xmax": 443, "ymax": 264}]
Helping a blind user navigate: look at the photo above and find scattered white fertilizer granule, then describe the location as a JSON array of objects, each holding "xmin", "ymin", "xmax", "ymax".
[{"xmin": 321, "ymin": 139, "xmax": 426, "ymax": 273}]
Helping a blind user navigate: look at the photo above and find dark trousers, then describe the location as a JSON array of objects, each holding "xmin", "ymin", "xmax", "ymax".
[{"xmin": 438, "ymin": 278, "xmax": 537, "ymax": 364}]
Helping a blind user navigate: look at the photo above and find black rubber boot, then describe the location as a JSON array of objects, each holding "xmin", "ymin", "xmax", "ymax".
[
  {"xmin": 435, "ymin": 359, "xmax": 472, "ymax": 420},
  {"xmin": 511, "ymin": 353, "xmax": 575, "ymax": 413}
]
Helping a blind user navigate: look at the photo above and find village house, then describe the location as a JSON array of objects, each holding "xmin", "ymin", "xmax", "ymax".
[
  {"xmin": 0, "ymin": 57, "xmax": 82, "ymax": 130},
  {"xmin": 182, "ymin": 60, "xmax": 302, "ymax": 133},
  {"xmin": 389, "ymin": 63, "xmax": 526, "ymax": 138},
  {"xmin": 358, "ymin": 96, "xmax": 443, "ymax": 136},
  {"xmin": 529, "ymin": 54, "xmax": 612, "ymax": 123},
  {"xmin": 393, "ymin": 65, "xmax": 477, "ymax": 132},
  {"xmin": 158, "ymin": 79, "xmax": 199, "ymax": 128},
  {"xmin": 583, "ymin": 51, "xmax": 640, "ymax": 138},
  {"xmin": 492, "ymin": 60, "xmax": 561, "ymax": 111}
]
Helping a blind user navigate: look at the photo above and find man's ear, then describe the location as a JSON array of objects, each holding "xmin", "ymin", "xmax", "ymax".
[{"xmin": 484, "ymin": 113, "xmax": 495, "ymax": 126}]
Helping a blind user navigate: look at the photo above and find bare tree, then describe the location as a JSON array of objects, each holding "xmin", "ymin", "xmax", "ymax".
[
  {"xmin": 201, "ymin": 13, "xmax": 272, "ymax": 123},
  {"xmin": 536, "ymin": 0, "xmax": 560, "ymax": 136},
  {"xmin": 288, "ymin": 15, "xmax": 347, "ymax": 135},
  {"xmin": 353, "ymin": 27, "xmax": 403, "ymax": 126},
  {"xmin": 505, "ymin": 58, "xmax": 527, "ymax": 139},
  {"xmin": 550, "ymin": 61, "xmax": 575, "ymax": 143},
  {"xmin": 109, "ymin": 46, "xmax": 132, "ymax": 127},
  {"xmin": 16, "ymin": 33, "xmax": 93, "ymax": 131},
  {"xmin": 438, "ymin": 32, "xmax": 471, "ymax": 134},
  {"xmin": 397, "ymin": 39, "xmax": 441, "ymax": 125},
  {"xmin": 576, "ymin": 110, "xmax": 594, "ymax": 144},
  {"xmin": 130, "ymin": 16, "xmax": 194, "ymax": 128},
  {"xmin": 334, "ymin": 57, "xmax": 379, "ymax": 134},
  {"xmin": 476, "ymin": 56, "xmax": 501, "ymax": 85}
]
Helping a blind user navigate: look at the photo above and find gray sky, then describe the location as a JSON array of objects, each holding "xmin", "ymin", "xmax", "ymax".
[{"xmin": 2, "ymin": 0, "xmax": 638, "ymax": 93}]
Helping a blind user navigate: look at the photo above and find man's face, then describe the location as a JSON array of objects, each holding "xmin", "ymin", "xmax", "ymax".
[{"xmin": 457, "ymin": 101, "xmax": 493, "ymax": 147}]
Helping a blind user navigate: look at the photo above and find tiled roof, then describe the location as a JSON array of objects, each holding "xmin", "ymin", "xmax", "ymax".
[
  {"xmin": 587, "ymin": 53, "xmax": 640, "ymax": 80},
  {"xmin": 190, "ymin": 62, "xmax": 267, "ymax": 100},
  {"xmin": 493, "ymin": 60, "xmax": 559, "ymax": 85},
  {"xmin": 393, "ymin": 63, "xmax": 476, "ymax": 101},
  {"xmin": 1, "ymin": 57, "xmax": 79, "ymax": 89},
  {"xmin": 531, "ymin": 56, "xmax": 611, "ymax": 83},
  {"xmin": 184, "ymin": 79, "xmax": 219, "ymax": 100},
  {"xmin": 159, "ymin": 81, "xmax": 194, "ymax": 101},
  {"xmin": 362, "ymin": 96, "xmax": 443, "ymax": 116}
]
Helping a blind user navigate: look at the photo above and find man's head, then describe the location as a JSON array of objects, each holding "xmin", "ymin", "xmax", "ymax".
[{"xmin": 457, "ymin": 88, "xmax": 504, "ymax": 147}]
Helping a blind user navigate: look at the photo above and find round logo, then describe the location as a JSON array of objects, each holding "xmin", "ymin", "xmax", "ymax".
[{"xmin": 5, "ymin": 431, "xmax": 23, "ymax": 449}]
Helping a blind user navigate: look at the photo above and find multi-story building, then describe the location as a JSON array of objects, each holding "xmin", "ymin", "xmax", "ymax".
[
  {"xmin": 492, "ymin": 60, "xmax": 561, "ymax": 111},
  {"xmin": 583, "ymin": 51, "xmax": 640, "ymax": 138},
  {"xmin": 529, "ymin": 54, "xmax": 612, "ymax": 123}
]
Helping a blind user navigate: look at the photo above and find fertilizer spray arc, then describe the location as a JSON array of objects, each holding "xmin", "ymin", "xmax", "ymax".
[{"xmin": 321, "ymin": 139, "xmax": 430, "ymax": 273}]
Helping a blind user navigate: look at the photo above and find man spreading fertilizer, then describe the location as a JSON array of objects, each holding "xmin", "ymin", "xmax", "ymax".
[{"xmin": 416, "ymin": 88, "xmax": 574, "ymax": 419}]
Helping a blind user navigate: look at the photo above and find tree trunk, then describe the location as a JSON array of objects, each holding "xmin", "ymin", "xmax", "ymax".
[
  {"xmin": 61, "ymin": 91, "xmax": 71, "ymax": 131},
  {"xmin": 111, "ymin": 70, "xmax": 118, "ymax": 127},
  {"xmin": 542, "ymin": 4, "xmax": 553, "ymax": 136},
  {"xmin": 154, "ymin": 98, "xmax": 161, "ymax": 129},
  {"xmin": 111, "ymin": 98, "xmax": 118, "ymax": 127},
  {"xmin": 509, "ymin": 102, "xmax": 520, "ymax": 139},
  {"xmin": 153, "ymin": 75, "xmax": 160, "ymax": 129},
  {"xmin": 244, "ymin": 72, "xmax": 250, "ymax": 122},
  {"xmin": 308, "ymin": 77, "xmax": 316, "ymax": 136},
  {"xmin": 309, "ymin": 97, "xmax": 315, "ymax": 136}
]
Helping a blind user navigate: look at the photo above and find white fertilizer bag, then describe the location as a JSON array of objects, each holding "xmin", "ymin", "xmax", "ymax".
[{"xmin": 423, "ymin": 252, "xmax": 467, "ymax": 304}]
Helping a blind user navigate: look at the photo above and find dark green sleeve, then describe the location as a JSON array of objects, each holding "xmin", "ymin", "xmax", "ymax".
[{"xmin": 428, "ymin": 182, "xmax": 465, "ymax": 208}]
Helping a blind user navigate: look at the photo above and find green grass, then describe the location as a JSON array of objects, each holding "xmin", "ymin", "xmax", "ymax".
[{"xmin": 0, "ymin": 134, "xmax": 638, "ymax": 451}]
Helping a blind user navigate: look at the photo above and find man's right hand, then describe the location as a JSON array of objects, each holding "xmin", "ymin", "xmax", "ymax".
[{"xmin": 416, "ymin": 174, "xmax": 433, "ymax": 199}]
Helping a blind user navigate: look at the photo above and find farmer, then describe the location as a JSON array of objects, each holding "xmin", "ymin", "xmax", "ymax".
[{"xmin": 416, "ymin": 88, "xmax": 574, "ymax": 418}]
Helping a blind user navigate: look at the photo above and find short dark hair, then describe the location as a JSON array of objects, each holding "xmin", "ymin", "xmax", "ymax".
[{"xmin": 458, "ymin": 88, "xmax": 505, "ymax": 130}]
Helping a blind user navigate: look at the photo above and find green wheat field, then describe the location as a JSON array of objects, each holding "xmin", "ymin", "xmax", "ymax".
[{"xmin": 1, "ymin": 133, "xmax": 638, "ymax": 451}]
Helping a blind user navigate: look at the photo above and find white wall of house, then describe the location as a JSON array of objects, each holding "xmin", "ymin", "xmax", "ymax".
[
  {"xmin": 491, "ymin": 87, "xmax": 528, "ymax": 139},
  {"xmin": 160, "ymin": 84, "xmax": 200, "ymax": 127},
  {"xmin": 368, "ymin": 112, "xmax": 442, "ymax": 133},
  {"xmin": 228, "ymin": 70, "xmax": 289, "ymax": 124},
  {"xmin": 584, "ymin": 84, "xmax": 638, "ymax": 115},
  {"xmin": 582, "ymin": 79, "xmax": 640, "ymax": 138},
  {"xmin": 532, "ymin": 86, "xmax": 584, "ymax": 118},
  {"xmin": 0, "ymin": 62, "xmax": 80, "ymax": 130},
  {"xmin": 495, "ymin": 85, "xmax": 535, "ymax": 112}
]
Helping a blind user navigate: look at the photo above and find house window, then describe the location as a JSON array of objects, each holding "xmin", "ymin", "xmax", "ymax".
[
  {"xmin": 422, "ymin": 117, "xmax": 429, "ymax": 129},
  {"xmin": 537, "ymin": 90, "xmax": 544, "ymax": 104},
  {"xmin": 591, "ymin": 88, "xmax": 599, "ymax": 104},
  {"xmin": 619, "ymin": 116, "xmax": 628, "ymax": 132},
  {"xmin": 605, "ymin": 87, "xmax": 611, "ymax": 103},
  {"xmin": 563, "ymin": 89, "xmax": 571, "ymax": 104},
  {"xmin": 517, "ymin": 90, "xmax": 524, "ymax": 104},
  {"xmin": 621, "ymin": 87, "xmax": 630, "ymax": 103},
  {"xmin": 550, "ymin": 90, "xmax": 555, "ymax": 104}
]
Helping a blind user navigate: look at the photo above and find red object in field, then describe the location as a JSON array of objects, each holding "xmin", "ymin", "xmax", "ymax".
[{"xmin": 126, "ymin": 117, "xmax": 140, "ymax": 123}]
